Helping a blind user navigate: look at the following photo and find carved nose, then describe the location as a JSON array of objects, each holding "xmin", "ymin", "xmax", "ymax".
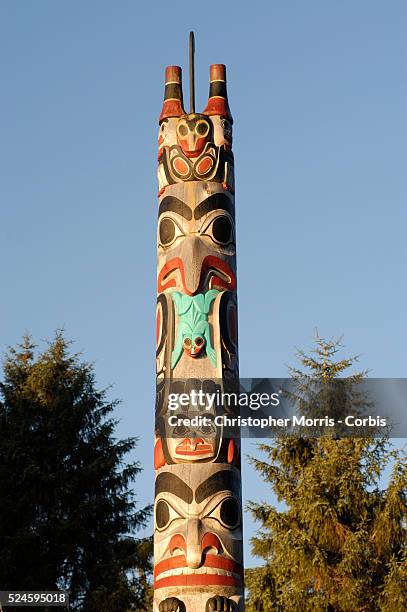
[
  {"xmin": 190, "ymin": 438, "xmax": 205, "ymax": 450},
  {"xmin": 187, "ymin": 131, "xmax": 196, "ymax": 150},
  {"xmin": 186, "ymin": 518, "xmax": 202, "ymax": 569},
  {"xmin": 183, "ymin": 237, "xmax": 203, "ymax": 295}
]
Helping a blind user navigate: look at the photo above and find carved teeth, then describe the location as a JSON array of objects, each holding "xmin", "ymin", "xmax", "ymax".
[{"xmin": 157, "ymin": 566, "xmax": 240, "ymax": 580}]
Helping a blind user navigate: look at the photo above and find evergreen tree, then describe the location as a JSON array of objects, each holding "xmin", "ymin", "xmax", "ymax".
[
  {"xmin": 246, "ymin": 336, "xmax": 406, "ymax": 612},
  {"xmin": 0, "ymin": 333, "xmax": 153, "ymax": 611}
]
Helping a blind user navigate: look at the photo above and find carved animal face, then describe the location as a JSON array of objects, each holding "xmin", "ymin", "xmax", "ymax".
[
  {"xmin": 155, "ymin": 379, "xmax": 225, "ymax": 465},
  {"xmin": 154, "ymin": 465, "xmax": 243, "ymax": 591},
  {"xmin": 166, "ymin": 410, "xmax": 218, "ymax": 462},
  {"xmin": 157, "ymin": 185, "xmax": 236, "ymax": 296},
  {"xmin": 183, "ymin": 334, "xmax": 205, "ymax": 357},
  {"xmin": 176, "ymin": 114, "xmax": 212, "ymax": 158}
]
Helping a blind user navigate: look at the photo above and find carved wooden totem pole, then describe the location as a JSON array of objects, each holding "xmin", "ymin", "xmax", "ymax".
[{"xmin": 154, "ymin": 34, "xmax": 244, "ymax": 612}]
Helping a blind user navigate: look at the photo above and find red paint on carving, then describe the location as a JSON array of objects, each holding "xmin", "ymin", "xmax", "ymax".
[
  {"xmin": 227, "ymin": 439, "xmax": 236, "ymax": 464},
  {"xmin": 178, "ymin": 136, "xmax": 207, "ymax": 158},
  {"xmin": 159, "ymin": 99, "xmax": 184, "ymax": 123},
  {"xmin": 155, "ymin": 532, "xmax": 243, "ymax": 588},
  {"xmin": 154, "ymin": 439, "xmax": 166, "ymax": 470},
  {"xmin": 157, "ymin": 256, "xmax": 236, "ymax": 295},
  {"xmin": 173, "ymin": 156, "xmax": 190, "ymax": 176},
  {"xmin": 209, "ymin": 64, "xmax": 227, "ymax": 82},
  {"xmin": 154, "ymin": 554, "xmax": 242, "ymax": 579},
  {"xmin": 203, "ymin": 97, "xmax": 232, "ymax": 119},
  {"xmin": 155, "ymin": 554, "xmax": 186, "ymax": 578},
  {"xmin": 201, "ymin": 533, "xmax": 222, "ymax": 553},
  {"xmin": 190, "ymin": 344, "xmax": 204, "ymax": 358},
  {"xmin": 165, "ymin": 66, "xmax": 181, "ymax": 82},
  {"xmin": 169, "ymin": 534, "xmax": 186, "ymax": 554},
  {"xmin": 205, "ymin": 256, "xmax": 236, "ymax": 292},
  {"xmin": 196, "ymin": 156, "xmax": 213, "ymax": 175},
  {"xmin": 157, "ymin": 257, "xmax": 182, "ymax": 292},
  {"xmin": 154, "ymin": 554, "xmax": 243, "ymax": 581},
  {"xmin": 156, "ymin": 306, "xmax": 161, "ymax": 347},
  {"xmin": 175, "ymin": 438, "xmax": 213, "ymax": 456},
  {"xmin": 204, "ymin": 555, "xmax": 242, "ymax": 575},
  {"xmin": 154, "ymin": 571, "xmax": 242, "ymax": 589}
]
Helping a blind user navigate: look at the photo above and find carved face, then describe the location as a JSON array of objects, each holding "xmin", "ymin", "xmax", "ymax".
[
  {"xmin": 159, "ymin": 115, "xmax": 232, "ymax": 158},
  {"xmin": 154, "ymin": 464, "xmax": 243, "ymax": 591},
  {"xmin": 176, "ymin": 114, "xmax": 212, "ymax": 158},
  {"xmin": 157, "ymin": 186, "xmax": 236, "ymax": 297},
  {"xmin": 166, "ymin": 410, "xmax": 219, "ymax": 462},
  {"xmin": 183, "ymin": 334, "xmax": 204, "ymax": 357},
  {"xmin": 155, "ymin": 378, "xmax": 226, "ymax": 466},
  {"xmin": 157, "ymin": 112, "xmax": 235, "ymax": 194}
]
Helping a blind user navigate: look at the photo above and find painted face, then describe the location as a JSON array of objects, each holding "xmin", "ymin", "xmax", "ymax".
[
  {"xmin": 166, "ymin": 410, "xmax": 219, "ymax": 462},
  {"xmin": 169, "ymin": 386, "xmax": 222, "ymax": 461},
  {"xmin": 157, "ymin": 186, "xmax": 236, "ymax": 297},
  {"xmin": 183, "ymin": 334, "xmax": 204, "ymax": 357},
  {"xmin": 155, "ymin": 379, "xmax": 223, "ymax": 466},
  {"xmin": 154, "ymin": 464, "xmax": 243, "ymax": 591},
  {"xmin": 154, "ymin": 426, "xmax": 239, "ymax": 468},
  {"xmin": 176, "ymin": 114, "xmax": 212, "ymax": 158},
  {"xmin": 157, "ymin": 112, "xmax": 235, "ymax": 194}
]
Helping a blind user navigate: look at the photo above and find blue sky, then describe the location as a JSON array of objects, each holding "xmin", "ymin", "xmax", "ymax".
[{"xmin": 1, "ymin": 1, "xmax": 406, "ymax": 568}]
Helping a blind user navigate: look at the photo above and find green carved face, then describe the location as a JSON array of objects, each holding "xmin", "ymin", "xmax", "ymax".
[{"xmin": 183, "ymin": 334, "xmax": 205, "ymax": 358}]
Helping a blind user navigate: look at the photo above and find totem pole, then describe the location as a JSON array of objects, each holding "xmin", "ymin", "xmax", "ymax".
[{"xmin": 154, "ymin": 34, "xmax": 244, "ymax": 611}]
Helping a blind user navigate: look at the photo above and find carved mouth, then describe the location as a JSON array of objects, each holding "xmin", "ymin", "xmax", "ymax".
[
  {"xmin": 180, "ymin": 147, "xmax": 205, "ymax": 158},
  {"xmin": 179, "ymin": 138, "xmax": 207, "ymax": 158},
  {"xmin": 175, "ymin": 439, "xmax": 214, "ymax": 456},
  {"xmin": 154, "ymin": 554, "xmax": 243, "ymax": 589},
  {"xmin": 183, "ymin": 347, "xmax": 204, "ymax": 359}
]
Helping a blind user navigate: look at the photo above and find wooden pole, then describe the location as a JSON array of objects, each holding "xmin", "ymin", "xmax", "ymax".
[{"xmin": 155, "ymin": 44, "xmax": 243, "ymax": 611}]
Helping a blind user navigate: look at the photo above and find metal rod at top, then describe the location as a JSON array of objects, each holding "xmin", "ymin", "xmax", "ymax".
[{"xmin": 189, "ymin": 31, "xmax": 195, "ymax": 113}]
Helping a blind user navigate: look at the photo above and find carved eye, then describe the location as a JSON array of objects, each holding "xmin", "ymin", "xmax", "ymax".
[
  {"xmin": 220, "ymin": 497, "xmax": 240, "ymax": 528},
  {"xmin": 202, "ymin": 215, "xmax": 234, "ymax": 246},
  {"xmin": 155, "ymin": 499, "xmax": 182, "ymax": 531},
  {"xmin": 194, "ymin": 336, "xmax": 204, "ymax": 347},
  {"xmin": 170, "ymin": 413, "xmax": 191, "ymax": 437},
  {"xmin": 183, "ymin": 338, "xmax": 192, "ymax": 348},
  {"xmin": 172, "ymin": 422, "xmax": 190, "ymax": 437},
  {"xmin": 177, "ymin": 122, "xmax": 188, "ymax": 138},
  {"xmin": 195, "ymin": 120, "xmax": 210, "ymax": 137},
  {"xmin": 159, "ymin": 217, "xmax": 184, "ymax": 247},
  {"xmin": 207, "ymin": 496, "xmax": 240, "ymax": 530},
  {"xmin": 199, "ymin": 421, "xmax": 216, "ymax": 436}
]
